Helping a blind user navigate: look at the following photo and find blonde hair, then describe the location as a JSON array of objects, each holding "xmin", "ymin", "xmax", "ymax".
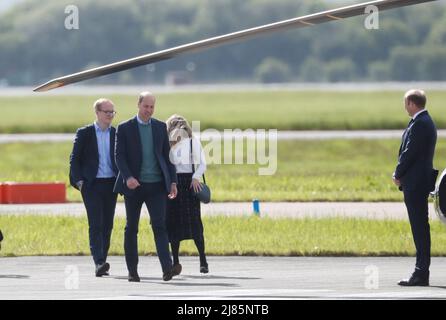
[
  {"xmin": 93, "ymin": 98, "xmax": 112, "ymax": 111},
  {"xmin": 166, "ymin": 114, "xmax": 193, "ymax": 146}
]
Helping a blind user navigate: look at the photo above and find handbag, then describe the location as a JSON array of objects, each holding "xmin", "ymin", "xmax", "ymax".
[{"xmin": 190, "ymin": 138, "xmax": 211, "ymax": 204}]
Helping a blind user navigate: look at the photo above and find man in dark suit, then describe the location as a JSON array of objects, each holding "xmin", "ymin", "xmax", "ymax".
[
  {"xmin": 70, "ymin": 98, "xmax": 118, "ymax": 277},
  {"xmin": 114, "ymin": 91, "xmax": 178, "ymax": 282},
  {"xmin": 393, "ymin": 89, "xmax": 437, "ymax": 287}
]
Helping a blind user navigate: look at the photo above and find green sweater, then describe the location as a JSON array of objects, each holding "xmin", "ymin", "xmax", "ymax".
[{"xmin": 137, "ymin": 122, "xmax": 163, "ymax": 183}]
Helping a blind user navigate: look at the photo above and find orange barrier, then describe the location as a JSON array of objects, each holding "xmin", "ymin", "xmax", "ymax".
[{"xmin": 0, "ymin": 182, "xmax": 66, "ymax": 204}]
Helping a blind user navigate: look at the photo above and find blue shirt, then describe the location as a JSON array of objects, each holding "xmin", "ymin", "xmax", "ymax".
[
  {"xmin": 136, "ymin": 114, "xmax": 152, "ymax": 125},
  {"xmin": 94, "ymin": 122, "xmax": 115, "ymax": 178}
]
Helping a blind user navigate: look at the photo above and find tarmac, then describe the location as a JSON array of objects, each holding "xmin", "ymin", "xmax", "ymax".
[
  {"xmin": 2, "ymin": 130, "xmax": 446, "ymax": 144},
  {"xmin": 0, "ymin": 201, "xmax": 439, "ymax": 220},
  {"xmin": 1, "ymin": 256, "xmax": 446, "ymax": 300},
  {"xmin": 1, "ymin": 201, "xmax": 445, "ymax": 300}
]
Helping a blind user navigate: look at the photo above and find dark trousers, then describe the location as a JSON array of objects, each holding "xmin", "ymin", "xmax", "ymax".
[
  {"xmin": 403, "ymin": 188, "xmax": 431, "ymax": 276},
  {"xmin": 81, "ymin": 178, "xmax": 117, "ymax": 266},
  {"xmin": 124, "ymin": 182, "xmax": 172, "ymax": 274}
]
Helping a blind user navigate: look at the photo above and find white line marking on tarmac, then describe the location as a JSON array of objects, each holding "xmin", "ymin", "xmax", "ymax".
[
  {"xmin": 90, "ymin": 288, "xmax": 336, "ymax": 300},
  {"xmin": 337, "ymin": 291, "xmax": 446, "ymax": 299},
  {"xmin": 90, "ymin": 288, "xmax": 446, "ymax": 300}
]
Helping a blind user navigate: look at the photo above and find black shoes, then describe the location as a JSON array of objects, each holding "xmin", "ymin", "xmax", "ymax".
[
  {"xmin": 125, "ymin": 262, "xmax": 208, "ymax": 282},
  {"xmin": 398, "ymin": 273, "xmax": 429, "ymax": 287},
  {"xmin": 95, "ymin": 262, "xmax": 110, "ymax": 277},
  {"xmin": 172, "ymin": 264, "xmax": 182, "ymax": 276},
  {"xmin": 127, "ymin": 266, "xmax": 176, "ymax": 282},
  {"xmin": 128, "ymin": 272, "xmax": 140, "ymax": 282},
  {"xmin": 170, "ymin": 262, "xmax": 209, "ymax": 275},
  {"xmin": 163, "ymin": 267, "xmax": 175, "ymax": 281},
  {"xmin": 200, "ymin": 263, "xmax": 209, "ymax": 274}
]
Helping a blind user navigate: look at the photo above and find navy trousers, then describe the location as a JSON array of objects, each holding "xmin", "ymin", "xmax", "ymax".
[
  {"xmin": 81, "ymin": 178, "xmax": 117, "ymax": 266},
  {"xmin": 403, "ymin": 188, "xmax": 431, "ymax": 276},
  {"xmin": 124, "ymin": 182, "xmax": 172, "ymax": 274}
]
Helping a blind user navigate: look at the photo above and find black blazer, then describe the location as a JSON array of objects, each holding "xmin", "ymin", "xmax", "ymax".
[
  {"xmin": 395, "ymin": 110, "xmax": 437, "ymax": 192},
  {"xmin": 113, "ymin": 117, "xmax": 177, "ymax": 196},
  {"xmin": 69, "ymin": 124, "xmax": 117, "ymax": 190}
]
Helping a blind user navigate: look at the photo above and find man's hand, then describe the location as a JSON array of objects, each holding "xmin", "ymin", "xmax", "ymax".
[
  {"xmin": 168, "ymin": 183, "xmax": 178, "ymax": 199},
  {"xmin": 126, "ymin": 177, "xmax": 140, "ymax": 190},
  {"xmin": 392, "ymin": 173, "xmax": 401, "ymax": 187},
  {"xmin": 76, "ymin": 180, "xmax": 84, "ymax": 191}
]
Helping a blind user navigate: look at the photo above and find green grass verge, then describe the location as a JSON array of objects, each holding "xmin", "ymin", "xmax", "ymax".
[
  {"xmin": 2, "ymin": 90, "xmax": 446, "ymax": 133},
  {"xmin": 1, "ymin": 139, "xmax": 446, "ymax": 202},
  {"xmin": 1, "ymin": 215, "xmax": 446, "ymax": 257}
]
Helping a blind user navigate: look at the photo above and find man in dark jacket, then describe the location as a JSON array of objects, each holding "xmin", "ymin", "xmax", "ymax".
[
  {"xmin": 114, "ymin": 91, "xmax": 178, "ymax": 282},
  {"xmin": 70, "ymin": 98, "xmax": 118, "ymax": 277},
  {"xmin": 393, "ymin": 89, "xmax": 437, "ymax": 286}
]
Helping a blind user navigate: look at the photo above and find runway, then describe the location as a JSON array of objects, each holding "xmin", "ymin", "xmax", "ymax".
[
  {"xmin": 0, "ymin": 201, "xmax": 439, "ymax": 220},
  {"xmin": 2, "ymin": 130, "xmax": 446, "ymax": 144},
  {"xmin": 1, "ymin": 256, "xmax": 445, "ymax": 300}
]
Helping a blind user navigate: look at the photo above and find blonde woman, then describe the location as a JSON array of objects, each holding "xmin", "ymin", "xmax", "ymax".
[{"xmin": 166, "ymin": 114, "xmax": 208, "ymax": 275}]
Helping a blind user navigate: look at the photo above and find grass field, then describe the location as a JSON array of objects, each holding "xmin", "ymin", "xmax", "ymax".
[
  {"xmin": 1, "ymin": 139, "xmax": 446, "ymax": 202},
  {"xmin": 1, "ymin": 90, "xmax": 446, "ymax": 133},
  {"xmin": 1, "ymin": 215, "xmax": 446, "ymax": 257}
]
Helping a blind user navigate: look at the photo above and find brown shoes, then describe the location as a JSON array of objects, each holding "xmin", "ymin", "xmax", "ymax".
[{"xmin": 172, "ymin": 264, "xmax": 182, "ymax": 276}]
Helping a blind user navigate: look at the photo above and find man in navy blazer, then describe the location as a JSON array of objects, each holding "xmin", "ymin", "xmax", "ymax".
[
  {"xmin": 114, "ymin": 91, "xmax": 178, "ymax": 282},
  {"xmin": 393, "ymin": 89, "xmax": 437, "ymax": 287},
  {"xmin": 70, "ymin": 98, "xmax": 118, "ymax": 277}
]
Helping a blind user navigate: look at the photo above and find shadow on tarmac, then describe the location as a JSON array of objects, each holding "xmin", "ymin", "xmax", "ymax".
[{"xmin": 0, "ymin": 274, "xmax": 30, "ymax": 279}]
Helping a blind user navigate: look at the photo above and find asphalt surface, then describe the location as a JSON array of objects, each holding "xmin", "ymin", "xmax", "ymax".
[
  {"xmin": 0, "ymin": 201, "xmax": 440, "ymax": 220},
  {"xmin": 1, "ymin": 256, "xmax": 446, "ymax": 300},
  {"xmin": 2, "ymin": 131, "xmax": 446, "ymax": 144}
]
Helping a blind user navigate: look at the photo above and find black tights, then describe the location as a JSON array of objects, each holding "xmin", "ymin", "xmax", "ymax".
[{"xmin": 171, "ymin": 239, "xmax": 207, "ymax": 266}]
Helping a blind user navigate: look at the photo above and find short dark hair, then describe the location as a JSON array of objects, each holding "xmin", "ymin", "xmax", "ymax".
[
  {"xmin": 405, "ymin": 89, "xmax": 426, "ymax": 109},
  {"xmin": 138, "ymin": 91, "xmax": 155, "ymax": 104}
]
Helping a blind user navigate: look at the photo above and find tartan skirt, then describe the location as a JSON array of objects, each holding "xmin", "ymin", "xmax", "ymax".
[{"xmin": 166, "ymin": 173, "xmax": 204, "ymax": 242}]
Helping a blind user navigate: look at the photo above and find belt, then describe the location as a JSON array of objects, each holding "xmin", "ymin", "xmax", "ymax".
[{"xmin": 95, "ymin": 177, "xmax": 116, "ymax": 182}]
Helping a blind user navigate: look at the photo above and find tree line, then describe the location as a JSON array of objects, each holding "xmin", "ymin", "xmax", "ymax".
[{"xmin": 0, "ymin": 0, "xmax": 445, "ymax": 86}]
